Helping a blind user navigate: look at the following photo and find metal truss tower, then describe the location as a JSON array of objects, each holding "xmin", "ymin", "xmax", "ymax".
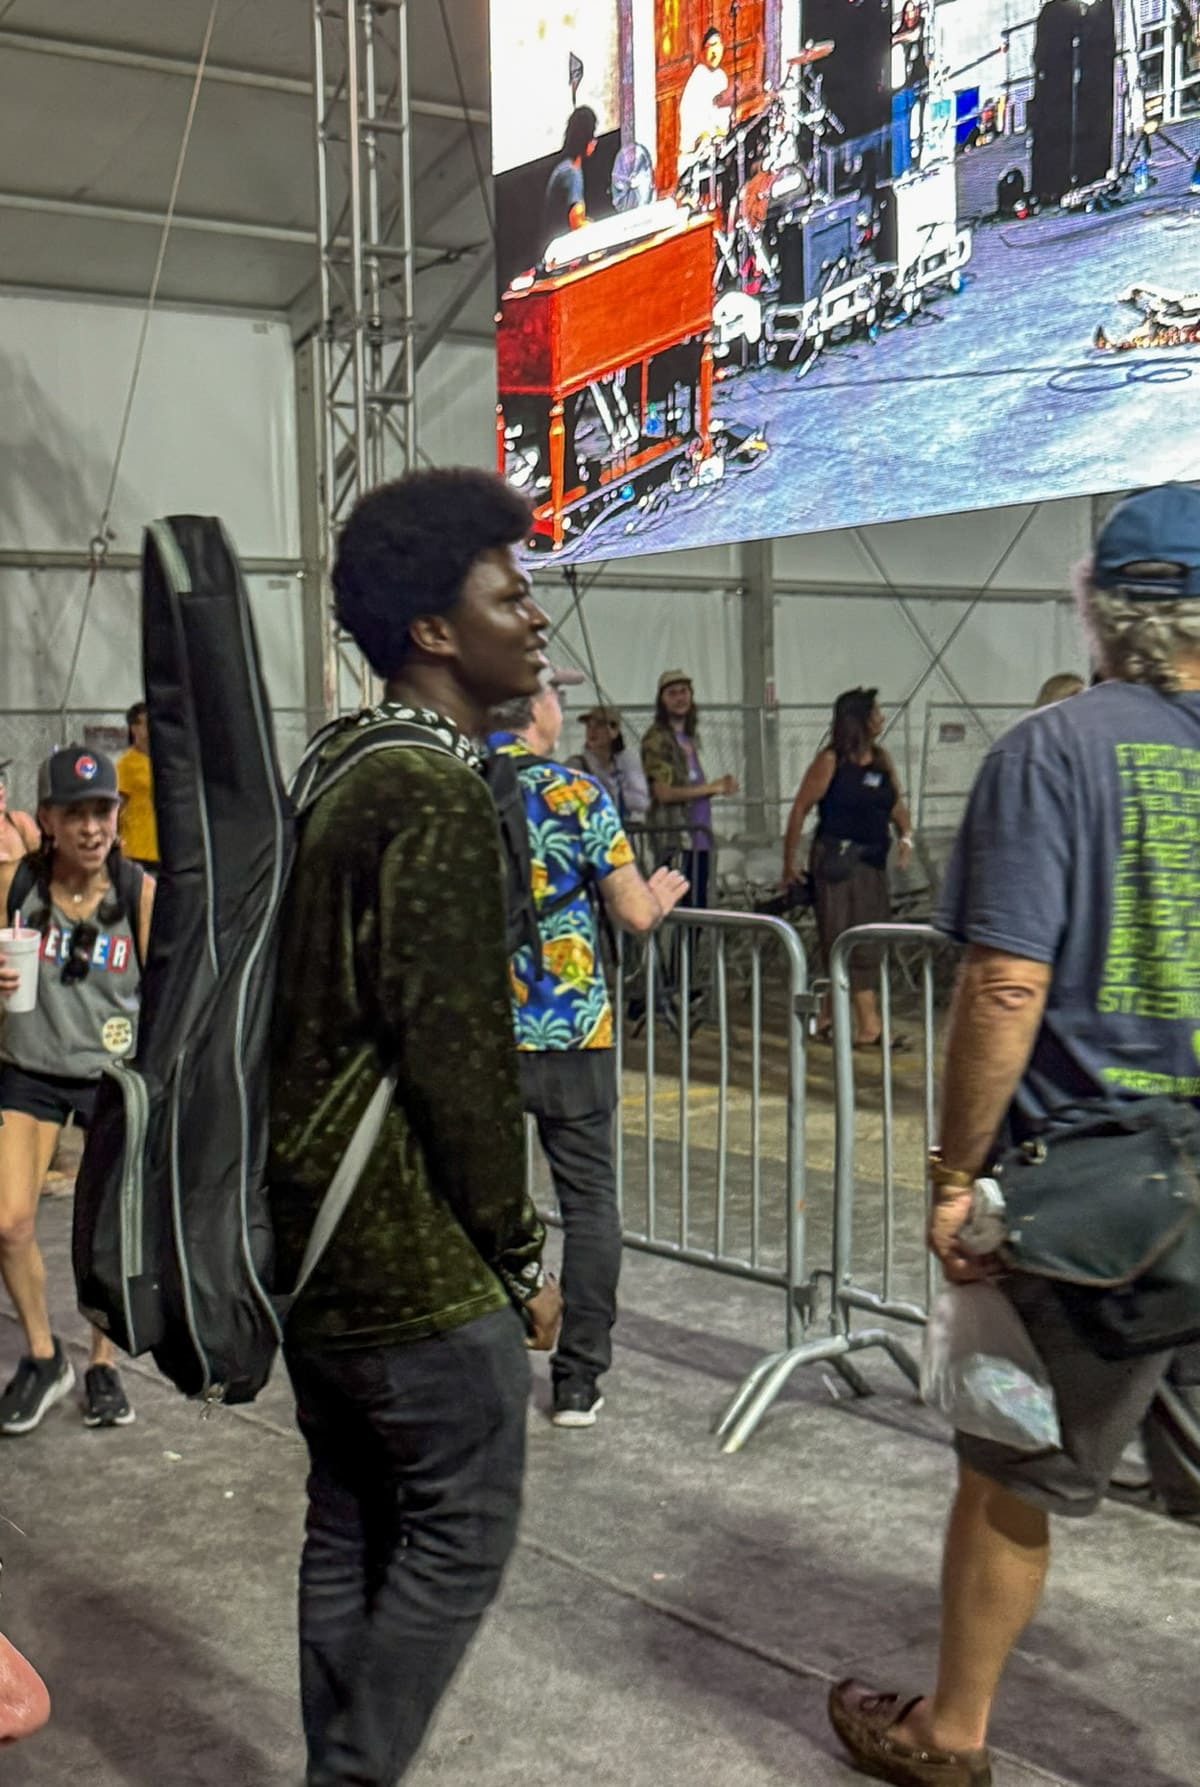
[{"xmin": 311, "ymin": 0, "xmax": 416, "ymax": 712}]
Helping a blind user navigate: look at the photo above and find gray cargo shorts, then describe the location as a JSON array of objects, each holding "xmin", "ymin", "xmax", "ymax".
[{"xmin": 955, "ymin": 1272, "xmax": 1173, "ymax": 1517}]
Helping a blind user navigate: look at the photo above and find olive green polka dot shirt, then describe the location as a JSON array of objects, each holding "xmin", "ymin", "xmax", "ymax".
[{"xmin": 268, "ymin": 719, "xmax": 546, "ymax": 1350}]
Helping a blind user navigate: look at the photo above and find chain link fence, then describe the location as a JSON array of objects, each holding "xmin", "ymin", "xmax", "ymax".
[{"xmin": 0, "ymin": 707, "xmax": 313, "ymax": 819}]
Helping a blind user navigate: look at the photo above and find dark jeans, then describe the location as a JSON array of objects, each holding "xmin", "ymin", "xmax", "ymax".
[
  {"xmin": 285, "ymin": 1308, "xmax": 531, "ymax": 1785},
  {"xmin": 680, "ymin": 846, "xmax": 710, "ymax": 910},
  {"xmin": 519, "ymin": 1049, "xmax": 621, "ymax": 1390}
]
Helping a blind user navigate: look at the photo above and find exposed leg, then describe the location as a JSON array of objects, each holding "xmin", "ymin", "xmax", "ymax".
[
  {"xmin": 892, "ymin": 1462, "xmax": 1050, "ymax": 1753},
  {"xmin": 0, "ymin": 1113, "xmax": 62, "ymax": 1358},
  {"xmin": 851, "ymin": 987, "xmax": 882, "ymax": 1045}
]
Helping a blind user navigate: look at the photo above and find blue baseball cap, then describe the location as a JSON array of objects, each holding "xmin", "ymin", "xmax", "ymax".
[{"xmin": 1093, "ymin": 483, "xmax": 1200, "ymax": 599}]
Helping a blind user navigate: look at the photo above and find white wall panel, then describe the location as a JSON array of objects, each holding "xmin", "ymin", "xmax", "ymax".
[
  {"xmin": 774, "ymin": 588, "xmax": 1085, "ymax": 712},
  {"xmin": 0, "ymin": 292, "xmax": 298, "ymax": 556},
  {"xmin": 416, "ymin": 341, "xmax": 497, "ymax": 470},
  {"xmin": 0, "ymin": 567, "xmax": 306, "ymax": 712},
  {"xmin": 774, "ymin": 498, "xmax": 1093, "ymax": 594},
  {"xmin": 536, "ymin": 578, "xmax": 742, "ymax": 712}
]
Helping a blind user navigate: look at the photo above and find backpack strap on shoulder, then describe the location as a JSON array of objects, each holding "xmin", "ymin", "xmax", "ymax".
[
  {"xmin": 115, "ymin": 857, "xmax": 148, "ymax": 971},
  {"xmin": 291, "ymin": 717, "xmax": 460, "ymax": 815},
  {"xmin": 6, "ymin": 858, "xmax": 36, "ymax": 925}
]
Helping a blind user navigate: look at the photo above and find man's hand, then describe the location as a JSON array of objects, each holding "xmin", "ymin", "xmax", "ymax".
[
  {"xmin": 896, "ymin": 838, "xmax": 913, "ymax": 873},
  {"xmin": 928, "ymin": 1190, "xmax": 990, "ymax": 1285},
  {"xmin": 0, "ymin": 955, "xmax": 18, "ymax": 1000},
  {"xmin": 647, "ymin": 866, "xmax": 689, "ymax": 919},
  {"xmin": 523, "ymin": 1277, "xmax": 563, "ymax": 1351}
]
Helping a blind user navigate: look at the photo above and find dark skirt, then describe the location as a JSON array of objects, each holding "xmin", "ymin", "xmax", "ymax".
[{"xmin": 811, "ymin": 839, "xmax": 891, "ymax": 991}]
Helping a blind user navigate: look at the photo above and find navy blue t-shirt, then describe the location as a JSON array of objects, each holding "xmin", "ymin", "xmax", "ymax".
[{"xmin": 937, "ymin": 680, "xmax": 1200, "ymax": 1135}]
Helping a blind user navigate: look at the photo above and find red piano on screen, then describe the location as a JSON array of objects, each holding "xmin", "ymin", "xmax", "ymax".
[{"xmin": 496, "ymin": 200, "xmax": 715, "ymax": 553}]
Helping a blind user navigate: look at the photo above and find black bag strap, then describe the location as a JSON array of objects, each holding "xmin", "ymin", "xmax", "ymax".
[
  {"xmin": 292, "ymin": 716, "xmax": 462, "ymax": 815},
  {"xmin": 7, "ymin": 855, "xmax": 145, "ymax": 970},
  {"xmin": 482, "ymin": 751, "xmax": 543, "ymax": 978},
  {"xmin": 6, "ymin": 857, "xmax": 35, "ymax": 923}
]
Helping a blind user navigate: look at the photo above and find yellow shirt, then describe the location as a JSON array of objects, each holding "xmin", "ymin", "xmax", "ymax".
[{"xmin": 117, "ymin": 747, "xmax": 158, "ymax": 865}]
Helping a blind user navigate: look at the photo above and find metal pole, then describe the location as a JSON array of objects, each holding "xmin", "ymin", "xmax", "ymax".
[
  {"xmin": 830, "ymin": 932, "xmax": 857, "ymax": 1336},
  {"xmin": 784, "ymin": 925, "xmax": 808, "ymax": 1349},
  {"xmin": 311, "ymin": 2, "xmax": 339, "ymax": 718},
  {"xmin": 344, "ymin": 2, "xmax": 369, "ymax": 488},
  {"xmin": 739, "ymin": 537, "xmax": 778, "ymax": 843}
]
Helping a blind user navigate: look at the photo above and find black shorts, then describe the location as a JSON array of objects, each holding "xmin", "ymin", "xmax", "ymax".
[{"xmin": 0, "ymin": 1064, "xmax": 99, "ymax": 1129}]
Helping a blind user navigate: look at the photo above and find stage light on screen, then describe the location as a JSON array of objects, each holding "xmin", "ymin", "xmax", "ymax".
[{"xmin": 489, "ymin": 1, "xmax": 1200, "ymax": 564}]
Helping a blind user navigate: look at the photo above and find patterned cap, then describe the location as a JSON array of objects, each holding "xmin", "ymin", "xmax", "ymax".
[{"xmin": 37, "ymin": 744, "xmax": 119, "ymax": 805}]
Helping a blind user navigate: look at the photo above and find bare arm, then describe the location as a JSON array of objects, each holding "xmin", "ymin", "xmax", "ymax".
[
  {"xmin": 878, "ymin": 750, "xmax": 913, "ymax": 842},
  {"xmin": 930, "ymin": 944, "xmax": 1051, "ymax": 1282},
  {"xmin": 600, "ymin": 862, "xmax": 688, "ymax": 934},
  {"xmin": 783, "ymin": 751, "xmax": 835, "ymax": 878},
  {"xmin": 0, "ymin": 860, "xmax": 21, "ymax": 994}
]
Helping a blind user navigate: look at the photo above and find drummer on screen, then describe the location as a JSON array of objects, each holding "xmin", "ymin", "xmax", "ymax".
[{"xmin": 677, "ymin": 28, "xmax": 732, "ymax": 183}]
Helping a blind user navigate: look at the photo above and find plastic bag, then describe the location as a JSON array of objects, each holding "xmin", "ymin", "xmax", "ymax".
[{"xmin": 920, "ymin": 1283, "xmax": 1061, "ymax": 1453}]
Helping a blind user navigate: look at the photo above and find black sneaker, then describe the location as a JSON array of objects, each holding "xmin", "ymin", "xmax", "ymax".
[
  {"xmin": 0, "ymin": 1342, "xmax": 75, "ymax": 1435},
  {"xmin": 83, "ymin": 1365, "xmax": 135, "ymax": 1428},
  {"xmin": 551, "ymin": 1384, "xmax": 605, "ymax": 1429}
]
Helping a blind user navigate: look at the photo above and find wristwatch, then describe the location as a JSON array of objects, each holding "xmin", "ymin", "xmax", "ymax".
[
  {"xmin": 927, "ymin": 1149, "xmax": 975, "ymax": 1201},
  {"xmin": 499, "ymin": 1260, "xmax": 548, "ymax": 1306}
]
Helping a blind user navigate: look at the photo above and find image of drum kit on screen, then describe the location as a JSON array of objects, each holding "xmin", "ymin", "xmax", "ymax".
[{"xmin": 676, "ymin": 38, "xmax": 971, "ymax": 376}]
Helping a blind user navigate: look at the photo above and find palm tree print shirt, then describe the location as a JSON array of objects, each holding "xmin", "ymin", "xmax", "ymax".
[{"xmin": 490, "ymin": 735, "xmax": 635, "ymax": 1051}]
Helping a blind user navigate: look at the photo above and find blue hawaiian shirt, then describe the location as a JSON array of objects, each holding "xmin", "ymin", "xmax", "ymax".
[{"xmin": 489, "ymin": 735, "xmax": 635, "ymax": 1051}]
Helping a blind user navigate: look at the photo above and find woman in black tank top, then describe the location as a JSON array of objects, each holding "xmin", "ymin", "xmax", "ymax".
[{"xmin": 783, "ymin": 688, "xmax": 914, "ymax": 1046}]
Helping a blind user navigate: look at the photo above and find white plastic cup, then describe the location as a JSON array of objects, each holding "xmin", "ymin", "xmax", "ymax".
[{"xmin": 0, "ymin": 928, "xmax": 41, "ymax": 1014}]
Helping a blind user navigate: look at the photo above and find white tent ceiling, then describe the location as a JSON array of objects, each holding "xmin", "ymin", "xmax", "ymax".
[{"xmin": 0, "ymin": 0, "xmax": 496, "ymax": 341}]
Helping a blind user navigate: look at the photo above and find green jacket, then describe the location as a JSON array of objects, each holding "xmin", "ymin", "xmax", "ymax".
[{"xmin": 268, "ymin": 711, "xmax": 545, "ymax": 1350}]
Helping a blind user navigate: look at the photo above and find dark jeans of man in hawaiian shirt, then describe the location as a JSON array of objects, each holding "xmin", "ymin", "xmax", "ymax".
[{"xmin": 519, "ymin": 1049, "xmax": 621, "ymax": 1393}]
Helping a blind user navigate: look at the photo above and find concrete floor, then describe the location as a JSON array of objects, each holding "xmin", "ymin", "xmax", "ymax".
[
  {"xmin": 556, "ymin": 125, "xmax": 1200, "ymax": 562},
  {"xmin": 2, "ymin": 1186, "xmax": 1198, "ymax": 1787}
]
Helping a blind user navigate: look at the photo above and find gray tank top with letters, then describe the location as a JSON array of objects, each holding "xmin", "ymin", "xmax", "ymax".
[{"xmin": 2, "ymin": 899, "xmax": 141, "ymax": 1082}]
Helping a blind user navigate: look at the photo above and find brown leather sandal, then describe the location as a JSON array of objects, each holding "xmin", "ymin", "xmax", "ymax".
[{"xmin": 828, "ymin": 1681, "xmax": 992, "ymax": 1787}]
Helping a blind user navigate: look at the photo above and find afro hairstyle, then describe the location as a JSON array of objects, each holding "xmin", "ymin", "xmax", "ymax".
[{"xmin": 332, "ymin": 468, "xmax": 533, "ymax": 678}]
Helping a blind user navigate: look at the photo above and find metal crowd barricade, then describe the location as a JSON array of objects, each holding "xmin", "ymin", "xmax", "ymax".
[
  {"xmin": 714, "ymin": 921, "xmax": 948, "ymax": 1451},
  {"xmin": 527, "ymin": 905, "xmax": 818, "ymax": 1451}
]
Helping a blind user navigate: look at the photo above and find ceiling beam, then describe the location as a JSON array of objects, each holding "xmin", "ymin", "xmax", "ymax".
[
  {"xmin": 0, "ymin": 27, "xmax": 490, "ymax": 126},
  {"xmin": 0, "ymin": 189, "xmax": 459, "ymax": 259},
  {"xmin": 0, "ymin": 548, "xmax": 302, "ymax": 575}
]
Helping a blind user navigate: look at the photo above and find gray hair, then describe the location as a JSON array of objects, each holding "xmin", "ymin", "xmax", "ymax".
[
  {"xmin": 1075, "ymin": 554, "xmax": 1200, "ymax": 692},
  {"xmin": 490, "ymin": 695, "xmax": 534, "ymax": 733}
]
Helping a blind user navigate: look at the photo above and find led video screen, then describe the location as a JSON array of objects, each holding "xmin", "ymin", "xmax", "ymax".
[{"xmin": 490, "ymin": 1, "xmax": 1200, "ymax": 563}]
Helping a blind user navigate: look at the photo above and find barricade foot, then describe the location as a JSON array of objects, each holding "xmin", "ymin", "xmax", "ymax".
[
  {"xmin": 833, "ymin": 1354, "xmax": 873, "ymax": 1399},
  {"xmin": 880, "ymin": 1332, "xmax": 921, "ymax": 1389},
  {"xmin": 714, "ymin": 1350, "xmax": 789, "ymax": 1443},
  {"xmin": 718, "ymin": 1335, "xmax": 856, "ymax": 1455}
]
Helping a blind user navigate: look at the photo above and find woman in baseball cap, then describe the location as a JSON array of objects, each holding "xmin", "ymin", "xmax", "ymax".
[{"xmin": 0, "ymin": 744, "xmax": 155, "ymax": 1436}]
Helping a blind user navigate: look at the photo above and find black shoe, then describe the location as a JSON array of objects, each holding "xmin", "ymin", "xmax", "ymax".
[
  {"xmin": 0, "ymin": 1342, "xmax": 75, "ymax": 1435},
  {"xmin": 551, "ymin": 1384, "xmax": 605, "ymax": 1429},
  {"xmin": 82, "ymin": 1365, "xmax": 135, "ymax": 1428}
]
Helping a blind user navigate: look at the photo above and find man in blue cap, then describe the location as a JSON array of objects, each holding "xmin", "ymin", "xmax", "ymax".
[{"xmin": 829, "ymin": 484, "xmax": 1200, "ymax": 1787}]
